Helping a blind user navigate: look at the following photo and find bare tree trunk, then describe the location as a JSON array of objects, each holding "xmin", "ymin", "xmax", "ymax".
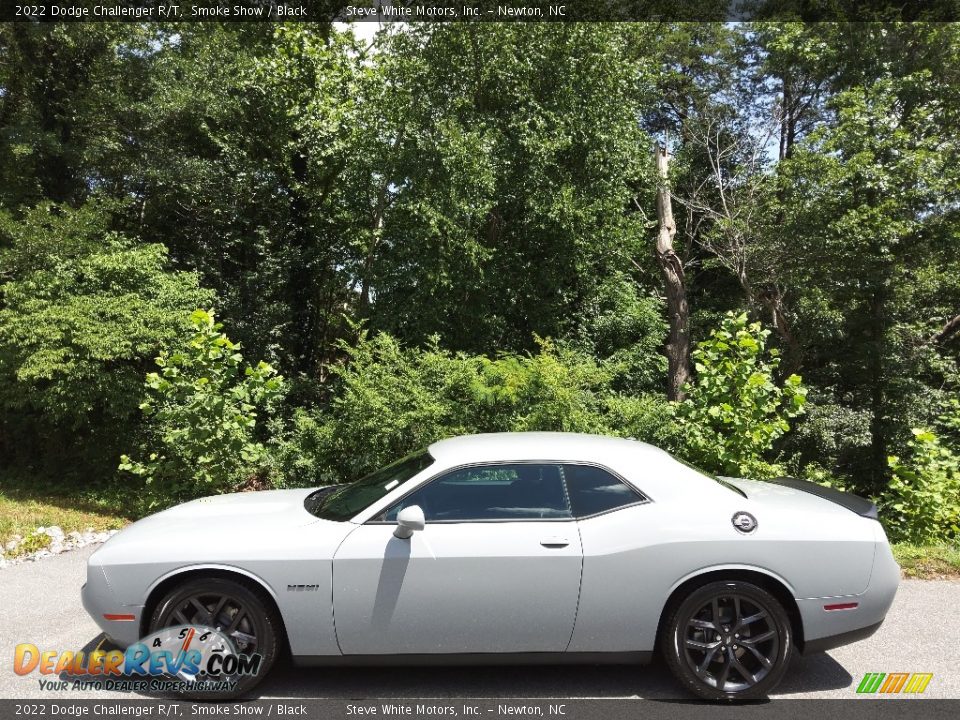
[
  {"xmin": 359, "ymin": 178, "xmax": 389, "ymax": 312},
  {"xmin": 287, "ymin": 139, "xmax": 317, "ymax": 375},
  {"xmin": 655, "ymin": 144, "xmax": 691, "ymax": 401},
  {"xmin": 779, "ymin": 77, "xmax": 792, "ymax": 162},
  {"xmin": 756, "ymin": 286, "xmax": 803, "ymax": 378},
  {"xmin": 867, "ymin": 285, "xmax": 890, "ymax": 493}
]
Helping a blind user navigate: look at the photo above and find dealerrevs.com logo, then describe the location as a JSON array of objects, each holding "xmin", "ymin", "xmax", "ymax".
[
  {"xmin": 13, "ymin": 625, "xmax": 262, "ymax": 693},
  {"xmin": 856, "ymin": 672, "xmax": 934, "ymax": 694}
]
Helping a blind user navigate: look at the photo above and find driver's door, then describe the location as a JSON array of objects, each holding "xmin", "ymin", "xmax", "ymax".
[{"xmin": 331, "ymin": 463, "xmax": 583, "ymax": 655}]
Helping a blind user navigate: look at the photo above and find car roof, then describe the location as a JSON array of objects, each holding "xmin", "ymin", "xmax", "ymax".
[
  {"xmin": 347, "ymin": 431, "xmax": 728, "ymax": 522},
  {"xmin": 427, "ymin": 431, "xmax": 673, "ymax": 466}
]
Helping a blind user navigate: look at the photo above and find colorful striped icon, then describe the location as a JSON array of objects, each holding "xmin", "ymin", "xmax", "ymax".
[{"xmin": 856, "ymin": 672, "xmax": 933, "ymax": 694}]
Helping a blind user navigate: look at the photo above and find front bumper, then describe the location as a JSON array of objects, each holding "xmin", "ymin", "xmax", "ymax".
[{"xmin": 81, "ymin": 564, "xmax": 144, "ymax": 648}]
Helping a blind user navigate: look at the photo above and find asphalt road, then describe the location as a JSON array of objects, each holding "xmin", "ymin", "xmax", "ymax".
[{"xmin": 1, "ymin": 545, "xmax": 958, "ymax": 700}]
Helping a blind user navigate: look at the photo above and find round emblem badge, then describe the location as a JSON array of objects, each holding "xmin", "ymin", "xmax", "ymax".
[{"xmin": 731, "ymin": 511, "xmax": 758, "ymax": 534}]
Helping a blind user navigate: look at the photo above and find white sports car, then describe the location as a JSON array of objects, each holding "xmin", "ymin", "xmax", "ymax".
[{"xmin": 83, "ymin": 432, "xmax": 899, "ymax": 700}]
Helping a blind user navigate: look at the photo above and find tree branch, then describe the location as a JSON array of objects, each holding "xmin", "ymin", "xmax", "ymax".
[{"xmin": 932, "ymin": 313, "xmax": 960, "ymax": 345}]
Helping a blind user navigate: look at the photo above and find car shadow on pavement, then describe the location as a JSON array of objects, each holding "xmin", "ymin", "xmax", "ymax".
[
  {"xmin": 776, "ymin": 652, "xmax": 854, "ymax": 696},
  {"xmin": 69, "ymin": 634, "xmax": 852, "ymax": 701},
  {"xmin": 252, "ymin": 652, "xmax": 852, "ymax": 700}
]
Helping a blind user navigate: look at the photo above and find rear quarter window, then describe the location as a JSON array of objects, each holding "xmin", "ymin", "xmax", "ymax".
[{"xmin": 563, "ymin": 464, "xmax": 647, "ymax": 518}]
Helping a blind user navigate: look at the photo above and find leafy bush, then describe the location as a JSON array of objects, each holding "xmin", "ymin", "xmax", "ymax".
[
  {"xmin": 268, "ymin": 410, "xmax": 337, "ymax": 488},
  {"xmin": 120, "ymin": 310, "xmax": 284, "ymax": 508},
  {"xmin": 574, "ymin": 274, "xmax": 667, "ymax": 394},
  {"xmin": 272, "ymin": 314, "xmax": 814, "ymax": 489},
  {"xmin": 15, "ymin": 530, "xmax": 52, "ymax": 557},
  {"xmin": 783, "ymin": 394, "xmax": 873, "ymax": 486},
  {"xmin": 675, "ymin": 312, "xmax": 807, "ymax": 477},
  {"xmin": 605, "ymin": 393, "xmax": 686, "ymax": 452},
  {"xmin": 321, "ymin": 333, "xmax": 484, "ymax": 480},
  {"xmin": 477, "ymin": 338, "xmax": 616, "ymax": 435},
  {"xmin": 885, "ymin": 427, "xmax": 960, "ymax": 544},
  {"xmin": 0, "ymin": 202, "xmax": 214, "ymax": 476},
  {"xmin": 271, "ymin": 331, "xmax": 678, "ymax": 486},
  {"xmin": 794, "ymin": 461, "xmax": 850, "ymax": 491}
]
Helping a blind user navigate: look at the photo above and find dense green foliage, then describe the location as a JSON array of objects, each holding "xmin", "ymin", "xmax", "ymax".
[
  {"xmin": 120, "ymin": 310, "xmax": 283, "ymax": 508},
  {"xmin": 272, "ymin": 318, "xmax": 791, "ymax": 487},
  {"xmin": 677, "ymin": 313, "xmax": 807, "ymax": 477},
  {"xmin": 0, "ymin": 203, "xmax": 213, "ymax": 475},
  {"xmin": 1, "ymin": 22, "xmax": 959, "ymax": 543},
  {"xmin": 885, "ymin": 403, "xmax": 960, "ymax": 544},
  {"xmin": 272, "ymin": 331, "xmax": 671, "ymax": 487}
]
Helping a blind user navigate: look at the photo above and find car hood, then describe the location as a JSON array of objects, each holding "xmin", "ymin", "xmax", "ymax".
[
  {"xmin": 91, "ymin": 488, "xmax": 346, "ymax": 565},
  {"xmin": 133, "ymin": 487, "xmax": 324, "ymax": 530},
  {"xmin": 154, "ymin": 488, "xmax": 320, "ymax": 521}
]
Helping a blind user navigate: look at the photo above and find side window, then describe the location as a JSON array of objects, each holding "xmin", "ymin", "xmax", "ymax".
[
  {"xmin": 384, "ymin": 464, "xmax": 572, "ymax": 522},
  {"xmin": 563, "ymin": 464, "xmax": 645, "ymax": 518}
]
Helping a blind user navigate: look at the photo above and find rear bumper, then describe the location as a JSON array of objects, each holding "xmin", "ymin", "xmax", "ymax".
[
  {"xmin": 801, "ymin": 620, "xmax": 883, "ymax": 655},
  {"xmin": 797, "ymin": 525, "xmax": 900, "ymax": 654}
]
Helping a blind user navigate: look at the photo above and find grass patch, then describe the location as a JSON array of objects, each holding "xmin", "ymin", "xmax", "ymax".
[
  {"xmin": 892, "ymin": 543, "xmax": 960, "ymax": 580},
  {"xmin": 15, "ymin": 531, "xmax": 52, "ymax": 556},
  {"xmin": 0, "ymin": 472, "xmax": 132, "ymax": 554}
]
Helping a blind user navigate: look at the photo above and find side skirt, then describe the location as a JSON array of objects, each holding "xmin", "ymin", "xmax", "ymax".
[{"xmin": 294, "ymin": 652, "xmax": 652, "ymax": 668}]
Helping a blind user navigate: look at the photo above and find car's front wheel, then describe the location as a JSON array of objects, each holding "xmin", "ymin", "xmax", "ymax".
[
  {"xmin": 148, "ymin": 577, "xmax": 282, "ymax": 699},
  {"xmin": 662, "ymin": 581, "xmax": 793, "ymax": 701}
]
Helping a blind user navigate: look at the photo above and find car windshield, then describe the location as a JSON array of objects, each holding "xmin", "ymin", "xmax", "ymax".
[{"xmin": 304, "ymin": 451, "xmax": 434, "ymax": 522}]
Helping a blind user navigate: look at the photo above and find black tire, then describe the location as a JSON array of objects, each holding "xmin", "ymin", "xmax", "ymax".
[
  {"xmin": 662, "ymin": 581, "xmax": 793, "ymax": 701},
  {"xmin": 148, "ymin": 577, "xmax": 282, "ymax": 700}
]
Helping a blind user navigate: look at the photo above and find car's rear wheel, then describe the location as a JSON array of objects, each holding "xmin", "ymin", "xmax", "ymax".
[
  {"xmin": 148, "ymin": 577, "xmax": 281, "ymax": 699},
  {"xmin": 663, "ymin": 581, "xmax": 793, "ymax": 701}
]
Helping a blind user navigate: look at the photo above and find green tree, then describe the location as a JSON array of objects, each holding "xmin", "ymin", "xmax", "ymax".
[
  {"xmin": 885, "ymin": 427, "xmax": 960, "ymax": 544},
  {"xmin": 676, "ymin": 312, "xmax": 807, "ymax": 477},
  {"xmin": 126, "ymin": 25, "xmax": 325, "ymax": 376},
  {"xmin": 0, "ymin": 24, "xmax": 151, "ymax": 208},
  {"xmin": 0, "ymin": 202, "xmax": 213, "ymax": 476},
  {"xmin": 775, "ymin": 40, "xmax": 960, "ymax": 492},
  {"xmin": 120, "ymin": 310, "xmax": 284, "ymax": 507},
  {"xmin": 360, "ymin": 25, "xmax": 660, "ymax": 361}
]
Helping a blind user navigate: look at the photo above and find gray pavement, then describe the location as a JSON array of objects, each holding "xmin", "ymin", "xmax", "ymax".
[{"xmin": 1, "ymin": 544, "xmax": 957, "ymax": 700}]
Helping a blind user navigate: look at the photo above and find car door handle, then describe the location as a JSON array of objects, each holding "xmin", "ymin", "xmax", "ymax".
[{"xmin": 540, "ymin": 537, "xmax": 570, "ymax": 548}]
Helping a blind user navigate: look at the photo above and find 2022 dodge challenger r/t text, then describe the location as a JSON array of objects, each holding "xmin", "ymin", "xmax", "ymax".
[{"xmin": 82, "ymin": 432, "xmax": 899, "ymax": 700}]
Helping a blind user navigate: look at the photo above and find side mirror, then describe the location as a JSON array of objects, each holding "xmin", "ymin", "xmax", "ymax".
[{"xmin": 393, "ymin": 505, "xmax": 425, "ymax": 539}]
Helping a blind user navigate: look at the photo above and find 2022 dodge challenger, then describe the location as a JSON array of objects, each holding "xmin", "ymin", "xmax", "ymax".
[{"xmin": 82, "ymin": 432, "xmax": 899, "ymax": 700}]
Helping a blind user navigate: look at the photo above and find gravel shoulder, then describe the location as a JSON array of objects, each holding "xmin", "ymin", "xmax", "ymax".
[{"xmin": 1, "ymin": 544, "xmax": 957, "ymax": 700}]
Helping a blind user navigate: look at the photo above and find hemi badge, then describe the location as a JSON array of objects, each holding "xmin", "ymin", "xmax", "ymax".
[
  {"xmin": 103, "ymin": 613, "xmax": 136, "ymax": 621},
  {"xmin": 823, "ymin": 602, "xmax": 859, "ymax": 611}
]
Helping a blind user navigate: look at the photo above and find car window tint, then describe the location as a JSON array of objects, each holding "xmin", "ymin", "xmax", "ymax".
[
  {"xmin": 384, "ymin": 464, "xmax": 572, "ymax": 522},
  {"xmin": 563, "ymin": 464, "xmax": 645, "ymax": 518}
]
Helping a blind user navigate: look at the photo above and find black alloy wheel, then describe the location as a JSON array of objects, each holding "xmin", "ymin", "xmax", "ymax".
[
  {"xmin": 149, "ymin": 577, "xmax": 282, "ymax": 699},
  {"xmin": 663, "ymin": 581, "xmax": 793, "ymax": 700}
]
